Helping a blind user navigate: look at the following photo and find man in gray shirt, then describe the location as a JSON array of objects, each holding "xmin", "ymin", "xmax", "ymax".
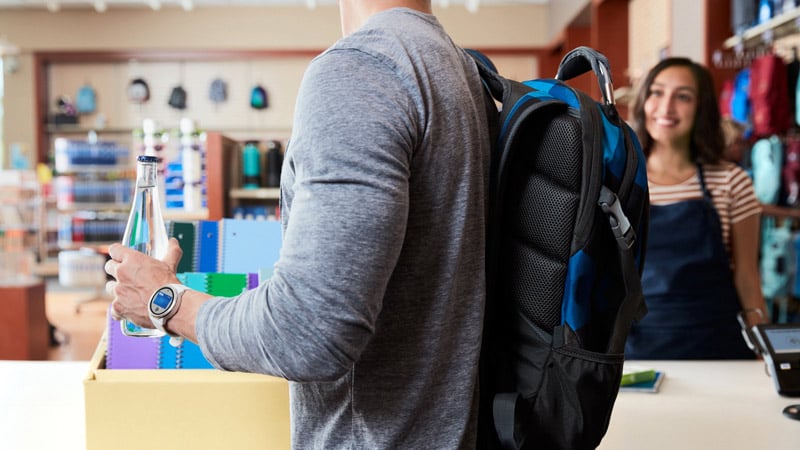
[{"xmin": 105, "ymin": 0, "xmax": 493, "ymax": 448}]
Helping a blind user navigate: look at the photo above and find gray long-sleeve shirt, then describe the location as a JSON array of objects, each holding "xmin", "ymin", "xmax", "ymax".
[{"xmin": 197, "ymin": 8, "xmax": 491, "ymax": 449}]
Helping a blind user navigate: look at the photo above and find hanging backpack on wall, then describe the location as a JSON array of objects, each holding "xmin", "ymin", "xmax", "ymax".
[
  {"xmin": 75, "ymin": 83, "xmax": 97, "ymax": 114},
  {"xmin": 749, "ymin": 53, "xmax": 792, "ymax": 138},
  {"xmin": 168, "ymin": 85, "xmax": 188, "ymax": 110},
  {"xmin": 731, "ymin": 67, "xmax": 751, "ymax": 128},
  {"xmin": 209, "ymin": 78, "xmax": 228, "ymax": 104},
  {"xmin": 127, "ymin": 78, "xmax": 150, "ymax": 104},
  {"xmin": 786, "ymin": 48, "xmax": 799, "ymax": 122},
  {"xmin": 719, "ymin": 78, "xmax": 735, "ymax": 118},
  {"xmin": 783, "ymin": 135, "xmax": 800, "ymax": 206},
  {"xmin": 250, "ymin": 84, "xmax": 269, "ymax": 110},
  {"xmin": 752, "ymin": 135, "xmax": 784, "ymax": 205},
  {"xmin": 761, "ymin": 216, "xmax": 794, "ymax": 300}
]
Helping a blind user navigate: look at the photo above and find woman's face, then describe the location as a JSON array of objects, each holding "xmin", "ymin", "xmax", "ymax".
[{"xmin": 643, "ymin": 65, "xmax": 698, "ymax": 149}]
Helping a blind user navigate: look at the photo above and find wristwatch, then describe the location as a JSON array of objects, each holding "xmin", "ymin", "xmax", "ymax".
[{"xmin": 148, "ymin": 284, "xmax": 186, "ymax": 346}]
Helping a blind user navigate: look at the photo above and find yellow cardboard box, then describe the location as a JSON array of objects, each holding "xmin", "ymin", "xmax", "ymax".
[{"xmin": 84, "ymin": 334, "xmax": 290, "ymax": 450}]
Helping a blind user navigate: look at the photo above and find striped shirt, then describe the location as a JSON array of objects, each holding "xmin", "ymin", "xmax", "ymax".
[{"xmin": 648, "ymin": 162, "xmax": 762, "ymax": 262}]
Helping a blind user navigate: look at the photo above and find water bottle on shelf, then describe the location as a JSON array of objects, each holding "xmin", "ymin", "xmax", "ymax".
[
  {"xmin": 119, "ymin": 154, "xmax": 169, "ymax": 338},
  {"xmin": 242, "ymin": 141, "xmax": 262, "ymax": 189},
  {"xmin": 266, "ymin": 140, "xmax": 283, "ymax": 188}
]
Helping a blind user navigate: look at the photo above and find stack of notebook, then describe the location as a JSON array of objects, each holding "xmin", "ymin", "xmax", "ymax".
[
  {"xmin": 105, "ymin": 218, "xmax": 281, "ymax": 369},
  {"xmin": 169, "ymin": 218, "xmax": 282, "ymax": 275}
]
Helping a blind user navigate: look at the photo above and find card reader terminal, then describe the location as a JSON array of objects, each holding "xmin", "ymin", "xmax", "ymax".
[{"xmin": 753, "ymin": 324, "xmax": 800, "ymax": 397}]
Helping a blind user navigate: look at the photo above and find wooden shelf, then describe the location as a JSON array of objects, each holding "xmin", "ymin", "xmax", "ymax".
[
  {"xmin": 57, "ymin": 202, "xmax": 130, "ymax": 212},
  {"xmin": 46, "ymin": 125, "xmax": 134, "ymax": 134},
  {"xmin": 163, "ymin": 208, "xmax": 209, "ymax": 222},
  {"xmin": 229, "ymin": 188, "xmax": 280, "ymax": 201},
  {"xmin": 724, "ymin": 7, "xmax": 800, "ymax": 49}
]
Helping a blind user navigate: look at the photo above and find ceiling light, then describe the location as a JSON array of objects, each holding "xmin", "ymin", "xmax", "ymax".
[
  {"xmin": 46, "ymin": 1, "xmax": 60, "ymax": 12},
  {"xmin": 181, "ymin": 0, "xmax": 194, "ymax": 11},
  {"xmin": 466, "ymin": 0, "xmax": 480, "ymax": 13},
  {"xmin": 94, "ymin": 0, "xmax": 107, "ymax": 13},
  {"xmin": 305, "ymin": 0, "xmax": 317, "ymax": 10},
  {"xmin": 148, "ymin": 0, "xmax": 161, "ymax": 11},
  {"xmin": 439, "ymin": 0, "xmax": 450, "ymax": 8}
]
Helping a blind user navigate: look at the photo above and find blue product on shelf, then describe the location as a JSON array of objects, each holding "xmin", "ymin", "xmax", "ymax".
[{"xmin": 242, "ymin": 141, "xmax": 261, "ymax": 189}]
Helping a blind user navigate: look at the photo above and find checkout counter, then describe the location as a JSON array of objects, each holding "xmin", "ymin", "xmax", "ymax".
[{"xmin": 0, "ymin": 359, "xmax": 798, "ymax": 449}]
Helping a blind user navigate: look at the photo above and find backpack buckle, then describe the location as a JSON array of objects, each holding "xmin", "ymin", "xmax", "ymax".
[{"xmin": 598, "ymin": 186, "xmax": 635, "ymax": 250}]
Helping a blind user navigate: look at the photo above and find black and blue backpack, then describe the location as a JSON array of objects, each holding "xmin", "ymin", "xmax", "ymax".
[{"xmin": 470, "ymin": 46, "xmax": 650, "ymax": 450}]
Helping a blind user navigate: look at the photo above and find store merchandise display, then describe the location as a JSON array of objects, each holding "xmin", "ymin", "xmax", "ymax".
[
  {"xmin": 53, "ymin": 136, "xmax": 133, "ymax": 250},
  {"xmin": 138, "ymin": 117, "xmax": 208, "ymax": 212},
  {"xmin": 0, "ymin": 170, "xmax": 42, "ymax": 284},
  {"xmin": 719, "ymin": 2, "xmax": 800, "ymax": 325},
  {"xmin": 105, "ymin": 218, "xmax": 280, "ymax": 369}
]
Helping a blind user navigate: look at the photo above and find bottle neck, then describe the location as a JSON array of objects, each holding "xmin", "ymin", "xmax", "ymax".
[{"xmin": 137, "ymin": 161, "xmax": 158, "ymax": 188}]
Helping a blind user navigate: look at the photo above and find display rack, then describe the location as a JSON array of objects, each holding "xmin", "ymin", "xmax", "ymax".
[
  {"xmin": 724, "ymin": 7, "xmax": 800, "ymax": 50},
  {"xmin": 53, "ymin": 137, "xmax": 134, "ymax": 251},
  {"xmin": 0, "ymin": 170, "xmax": 45, "ymax": 278}
]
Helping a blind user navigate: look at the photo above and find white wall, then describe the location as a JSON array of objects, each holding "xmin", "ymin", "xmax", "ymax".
[
  {"xmin": 0, "ymin": 5, "xmax": 552, "ymax": 166},
  {"xmin": 670, "ymin": 0, "xmax": 705, "ymax": 63},
  {"xmin": 629, "ymin": 0, "xmax": 670, "ymax": 87}
]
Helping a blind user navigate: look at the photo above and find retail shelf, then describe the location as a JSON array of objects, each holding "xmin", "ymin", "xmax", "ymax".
[
  {"xmin": 58, "ymin": 202, "xmax": 131, "ymax": 212},
  {"xmin": 46, "ymin": 125, "xmax": 134, "ymax": 134},
  {"xmin": 163, "ymin": 208, "xmax": 209, "ymax": 221},
  {"xmin": 724, "ymin": 7, "xmax": 800, "ymax": 49},
  {"xmin": 230, "ymin": 188, "xmax": 280, "ymax": 200}
]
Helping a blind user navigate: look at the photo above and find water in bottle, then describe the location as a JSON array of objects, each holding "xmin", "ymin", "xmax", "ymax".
[{"xmin": 120, "ymin": 154, "xmax": 169, "ymax": 337}]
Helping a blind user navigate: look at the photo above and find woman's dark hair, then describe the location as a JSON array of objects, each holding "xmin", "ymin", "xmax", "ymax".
[{"xmin": 631, "ymin": 57, "xmax": 725, "ymax": 164}]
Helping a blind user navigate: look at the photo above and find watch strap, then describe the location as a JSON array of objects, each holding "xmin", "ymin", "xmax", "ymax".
[{"xmin": 149, "ymin": 284, "xmax": 185, "ymax": 339}]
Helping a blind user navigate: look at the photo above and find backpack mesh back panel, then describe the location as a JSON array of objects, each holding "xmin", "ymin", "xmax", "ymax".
[{"xmin": 505, "ymin": 113, "xmax": 582, "ymax": 333}]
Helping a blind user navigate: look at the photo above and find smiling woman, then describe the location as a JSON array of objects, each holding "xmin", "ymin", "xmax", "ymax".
[{"xmin": 625, "ymin": 57, "xmax": 769, "ymax": 361}]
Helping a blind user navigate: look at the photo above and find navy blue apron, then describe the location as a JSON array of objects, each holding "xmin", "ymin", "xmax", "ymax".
[{"xmin": 626, "ymin": 165, "xmax": 754, "ymax": 359}]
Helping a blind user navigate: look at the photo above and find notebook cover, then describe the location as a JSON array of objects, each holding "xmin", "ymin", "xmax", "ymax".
[
  {"xmin": 207, "ymin": 272, "xmax": 249, "ymax": 296},
  {"xmin": 179, "ymin": 341, "xmax": 214, "ymax": 369},
  {"xmin": 220, "ymin": 218, "xmax": 281, "ymax": 274},
  {"xmin": 197, "ymin": 220, "xmax": 220, "ymax": 273},
  {"xmin": 105, "ymin": 305, "xmax": 160, "ymax": 369},
  {"xmin": 619, "ymin": 371, "xmax": 665, "ymax": 393},
  {"xmin": 248, "ymin": 272, "xmax": 260, "ymax": 290},
  {"xmin": 169, "ymin": 221, "xmax": 198, "ymax": 273},
  {"xmin": 178, "ymin": 272, "xmax": 209, "ymax": 292},
  {"xmin": 158, "ymin": 336, "xmax": 180, "ymax": 369},
  {"xmin": 156, "ymin": 337, "xmax": 213, "ymax": 369}
]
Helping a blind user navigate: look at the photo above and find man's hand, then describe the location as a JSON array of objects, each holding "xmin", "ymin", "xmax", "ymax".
[{"xmin": 105, "ymin": 237, "xmax": 183, "ymax": 328}]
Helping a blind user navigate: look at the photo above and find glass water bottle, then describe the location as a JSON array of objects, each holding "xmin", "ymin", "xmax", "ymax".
[{"xmin": 120, "ymin": 155, "xmax": 169, "ymax": 337}]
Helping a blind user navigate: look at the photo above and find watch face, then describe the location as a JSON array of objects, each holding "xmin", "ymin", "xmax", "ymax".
[{"xmin": 150, "ymin": 288, "xmax": 174, "ymax": 316}]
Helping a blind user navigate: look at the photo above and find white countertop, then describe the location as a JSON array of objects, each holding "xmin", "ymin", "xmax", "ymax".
[
  {"xmin": 1, "ymin": 359, "xmax": 798, "ymax": 449},
  {"xmin": 0, "ymin": 360, "xmax": 87, "ymax": 450},
  {"xmin": 600, "ymin": 360, "xmax": 800, "ymax": 449}
]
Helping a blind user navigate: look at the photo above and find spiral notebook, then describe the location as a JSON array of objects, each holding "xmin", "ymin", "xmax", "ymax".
[
  {"xmin": 168, "ymin": 220, "xmax": 221, "ymax": 273},
  {"xmin": 105, "ymin": 307, "xmax": 160, "ymax": 369},
  {"xmin": 197, "ymin": 220, "xmax": 220, "ymax": 272},
  {"xmin": 106, "ymin": 271, "xmax": 255, "ymax": 369},
  {"xmin": 219, "ymin": 218, "xmax": 282, "ymax": 274},
  {"xmin": 157, "ymin": 336, "xmax": 214, "ymax": 369},
  {"xmin": 169, "ymin": 221, "xmax": 198, "ymax": 273}
]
